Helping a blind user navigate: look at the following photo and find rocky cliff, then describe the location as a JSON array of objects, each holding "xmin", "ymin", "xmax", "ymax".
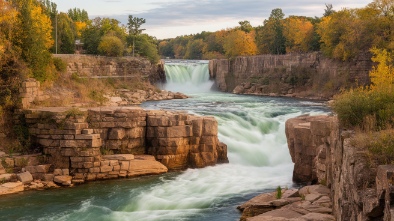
[
  {"xmin": 0, "ymin": 106, "xmax": 228, "ymax": 194},
  {"xmin": 23, "ymin": 107, "xmax": 227, "ymax": 180},
  {"xmin": 209, "ymin": 53, "xmax": 372, "ymax": 99},
  {"xmin": 285, "ymin": 115, "xmax": 393, "ymax": 220},
  {"xmin": 53, "ymin": 54, "xmax": 166, "ymax": 85}
]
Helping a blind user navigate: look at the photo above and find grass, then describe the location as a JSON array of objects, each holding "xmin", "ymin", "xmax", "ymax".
[
  {"xmin": 34, "ymin": 70, "xmax": 158, "ymax": 107},
  {"xmin": 276, "ymin": 186, "xmax": 282, "ymax": 199},
  {"xmin": 351, "ymin": 129, "xmax": 394, "ymax": 167}
]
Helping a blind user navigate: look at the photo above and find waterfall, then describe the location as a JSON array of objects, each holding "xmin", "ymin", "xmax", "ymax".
[{"xmin": 163, "ymin": 60, "xmax": 214, "ymax": 93}]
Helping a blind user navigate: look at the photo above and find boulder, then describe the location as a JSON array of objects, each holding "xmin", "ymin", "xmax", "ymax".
[
  {"xmin": 17, "ymin": 171, "xmax": 33, "ymax": 184},
  {"xmin": 0, "ymin": 182, "xmax": 24, "ymax": 195},
  {"xmin": 127, "ymin": 155, "xmax": 168, "ymax": 177},
  {"xmin": 233, "ymin": 85, "xmax": 245, "ymax": 94},
  {"xmin": 54, "ymin": 175, "xmax": 72, "ymax": 186}
]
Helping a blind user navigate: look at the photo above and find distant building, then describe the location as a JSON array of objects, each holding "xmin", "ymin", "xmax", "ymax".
[{"xmin": 75, "ymin": 40, "xmax": 84, "ymax": 54}]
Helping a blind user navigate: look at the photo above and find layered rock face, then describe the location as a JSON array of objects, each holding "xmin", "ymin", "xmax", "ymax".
[
  {"xmin": 285, "ymin": 115, "xmax": 394, "ymax": 220},
  {"xmin": 209, "ymin": 53, "xmax": 372, "ymax": 99},
  {"xmin": 22, "ymin": 107, "xmax": 227, "ymax": 184},
  {"xmin": 53, "ymin": 54, "xmax": 166, "ymax": 85},
  {"xmin": 146, "ymin": 111, "xmax": 228, "ymax": 170}
]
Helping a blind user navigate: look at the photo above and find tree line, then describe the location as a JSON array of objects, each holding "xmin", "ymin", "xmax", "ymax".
[
  {"xmin": 158, "ymin": 0, "xmax": 394, "ymax": 61},
  {"xmin": 0, "ymin": 0, "xmax": 159, "ymax": 113}
]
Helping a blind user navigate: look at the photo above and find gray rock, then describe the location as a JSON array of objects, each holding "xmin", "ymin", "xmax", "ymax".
[
  {"xmin": 17, "ymin": 171, "xmax": 33, "ymax": 184},
  {"xmin": 54, "ymin": 175, "xmax": 72, "ymax": 186}
]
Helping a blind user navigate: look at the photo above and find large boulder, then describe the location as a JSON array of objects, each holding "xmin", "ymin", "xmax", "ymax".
[
  {"xmin": 17, "ymin": 171, "xmax": 33, "ymax": 184},
  {"xmin": 127, "ymin": 155, "xmax": 168, "ymax": 177}
]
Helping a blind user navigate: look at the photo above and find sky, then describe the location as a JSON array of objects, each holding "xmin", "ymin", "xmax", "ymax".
[{"xmin": 52, "ymin": 0, "xmax": 372, "ymax": 39}]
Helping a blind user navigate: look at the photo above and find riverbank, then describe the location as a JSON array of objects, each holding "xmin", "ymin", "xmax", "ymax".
[
  {"xmin": 240, "ymin": 114, "xmax": 394, "ymax": 220},
  {"xmin": 0, "ymin": 105, "xmax": 228, "ymax": 196}
]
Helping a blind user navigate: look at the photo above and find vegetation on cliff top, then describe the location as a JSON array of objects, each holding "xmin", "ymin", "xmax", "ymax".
[
  {"xmin": 332, "ymin": 47, "xmax": 394, "ymax": 166},
  {"xmin": 158, "ymin": 0, "xmax": 394, "ymax": 60}
]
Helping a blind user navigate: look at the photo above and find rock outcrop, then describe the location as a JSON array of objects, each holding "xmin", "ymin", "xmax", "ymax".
[
  {"xmin": 20, "ymin": 106, "xmax": 227, "ymax": 184},
  {"xmin": 238, "ymin": 185, "xmax": 334, "ymax": 221},
  {"xmin": 285, "ymin": 115, "xmax": 338, "ymax": 184},
  {"xmin": 283, "ymin": 115, "xmax": 394, "ymax": 220},
  {"xmin": 209, "ymin": 53, "xmax": 372, "ymax": 99},
  {"xmin": 53, "ymin": 54, "xmax": 165, "ymax": 85}
]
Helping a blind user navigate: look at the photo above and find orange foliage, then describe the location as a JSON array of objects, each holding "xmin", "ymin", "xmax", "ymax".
[
  {"xmin": 223, "ymin": 30, "xmax": 257, "ymax": 58},
  {"xmin": 283, "ymin": 17, "xmax": 314, "ymax": 53},
  {"xmin": 74, "ymin": 21, "xmax": 87, "ymax": 38}
]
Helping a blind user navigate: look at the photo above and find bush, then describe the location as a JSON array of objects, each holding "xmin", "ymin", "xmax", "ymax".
[
  {"xmin": 98, "ymin": 35, "xmax": 124, "ymax": 57},
  {"xmin": 53, "ymin": 57, "xmax": 67, "ymax": 72},
  {"xmin": 331, "ymin": 88, "xmax": 394, "ymax": 131},
  {"xmin": 351, "ymin": 130, "xmax": 394, "ymax": 166}
]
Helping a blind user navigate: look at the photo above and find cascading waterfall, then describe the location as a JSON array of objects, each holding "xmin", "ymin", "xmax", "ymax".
[
  {"xmin": 163, "ymin": 60, "xmax": 214, "ymax": 93},
  {"xmin": 0, "ymin": 62, "xmax": 329, "ymax": 221}
]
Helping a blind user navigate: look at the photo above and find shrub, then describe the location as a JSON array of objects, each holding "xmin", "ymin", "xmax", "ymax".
[
  {"xmin": 276, "ymin": 186, "xmax": 282, "ymax": 199},
  {"xmin": 351, "ymin": 129, "xmax": 394, "ymax": 166},
  {"xmin": 98, "ymin": 35, "xmax": 124, "ymax": 57},
  {"xmin": 331, "ymin": 88, "xmax": 394, "ymax": 131},
  {"xmin": 53, "ymin": 57, "xmax": 67, "ymax": 72}
]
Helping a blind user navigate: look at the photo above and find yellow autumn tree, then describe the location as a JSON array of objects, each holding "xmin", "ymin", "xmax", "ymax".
[
  {"xmin": 223, "ymin": 29, "xmax": 257, "ymax": 58},
  {"xmin": 369, "ymin": 47, "xmax": 394, "ymax": 91},
  {"xmin": 11, "ymin": 0, "xmax": 54, "ymax": 81},
  {"xmin": 75, "ymin": 21, "xmax": 87, "ymax": 38},
  {"xmin": 283, "ymin": 16, "xmax": 314, "ymax": 53},
  {"xmin": 0, "ymin": 0, "xmax": 20, "ymax": 65}
]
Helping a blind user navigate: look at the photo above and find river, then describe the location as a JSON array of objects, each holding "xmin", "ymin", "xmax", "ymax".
[{"xmin": 0, "ymin": 60, "xmax": 328, "ymax": 221}]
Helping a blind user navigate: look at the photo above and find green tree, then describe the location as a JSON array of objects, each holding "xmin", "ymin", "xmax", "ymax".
[
  {"xmin": 98, "ymin": 34, "xmax": 124, "ymax": 57},
  {"xmin": 12, "ymin": 0, "xmax": 54, "ymax": 81},
  {"xmin": 81, "ymin": 17, "xmax": 126, "ymax": 55},
  {"xmin": 67, "ymin": 8, "xmax": 89, "ymax": 22},
  {"xmin": 127, "ymin": 15, "xmax": 145, "ymax": 57},
  {"xmin": 55, "ymin": 13, "xmax": 76, "ymax": 54},
  {"xmin": 134, "ymin": 34, "xmax": 160, "ymax": 63},
  {"xmin": 256, "ymin": 8, "xmax": 286, "ymax": 54},
  {"xmin": 238, "ymin": 20, "xmax": 253, "ymax": 33},
  {"xmin": 323, "ymin": 4, "xmax": 335, "ymax": 17},
  {"xmin": 185, "ymin": 39, "xmax": 206, "ymax": 59}
]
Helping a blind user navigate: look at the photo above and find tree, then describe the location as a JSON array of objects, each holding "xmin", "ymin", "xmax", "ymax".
[
  {"xmin": 81, "ymin": 17, "xmax": 126, "ymax": 55},
  {"xmin": 323, "ymin": 4, "xmax": 335, "ymax": 17},
  {"xmin": 67, "ymin": 8, "xmax": 88, "ymax": 22},
  {"xmin": 283, "ymin": 16, "xmax": 314, "ymax": 53},
  {"xmin": 11, "ymin": 0, "xmax": 54, "ymax": 81},
  {"xmin": 369, "ymin": 47, "xmax": 394, "ymax": 91},
  {"xmin": 185, "ymin": 39, "xmax": 206, "ymax": 59},
  {"xmin": 134, "ymin": 34, "xmax": 160, "ymax": 63},
  {"xmin": 127, "ymin": 15, "xmax": 145, "ymax": 57},
  {"xmin": 98, "ymin": 34, "xmax": 124, "ymax": 57},
  {"xmin": 238, "ymin": 20, "xmax": 253, "ymax": 33},
  {"xmin": 256, "ymin": 8, "xmax": 286, "ymax": 54},
  {"xmin": 55, "ymin": 12, "xmax": 76, "ymax": 54},
  {"xmin": 223, "ymin": 29, "xmax": 257, "ymax": 58}
]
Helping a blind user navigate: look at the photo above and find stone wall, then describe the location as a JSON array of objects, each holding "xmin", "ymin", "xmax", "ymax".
[
  {"xmin": 20, "ymin": 78, "xmax": 49, "ymax": 109},
  {"xmin": 22, "ymin": 107, "xmax": 227, "ymax": 184},
  {"xmin": 53, "ymin": 54, "xmax": 166, "ymax": 85},
  {"xmin": 210, "ymin": 52, "xmax": 372, "ymax": 99},
  {"xmin": 286, "ymin": 115, "xmax": 394, "ymax": 220}
]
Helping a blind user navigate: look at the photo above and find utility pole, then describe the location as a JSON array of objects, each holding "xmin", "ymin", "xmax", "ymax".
[{"xmin": 55, "ymin": 11, "xmax": 58, "ymax": 54}]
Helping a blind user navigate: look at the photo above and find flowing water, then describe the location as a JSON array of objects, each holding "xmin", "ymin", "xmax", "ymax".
[{"xmin": 0, "ymin": 60, "xmax": 329, "ymax": 221}]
